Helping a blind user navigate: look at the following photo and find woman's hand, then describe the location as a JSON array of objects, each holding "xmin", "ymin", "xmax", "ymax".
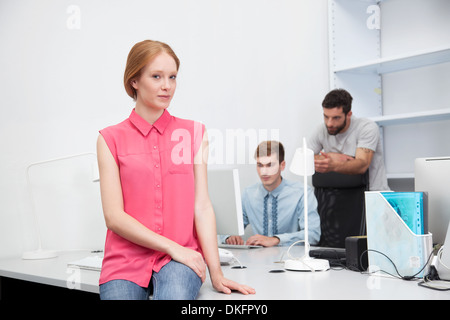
[
  {"xmin": 211, "ymin": 273, "xmax": 256, "ymax": 295},
  {"xmin": 168, "ymin": 245, "xmax": 207, "ymax": 282}
]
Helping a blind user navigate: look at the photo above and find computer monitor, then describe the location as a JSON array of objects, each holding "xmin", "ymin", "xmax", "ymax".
[
  {"xmin": 208, "ymin": 168, "xmax": 245, "ymax": 236},
  {"xmin": 436, "ymin": 223, "xmax": 450, "ymax": 280},
  {"xmin": 415, "ymin": 157, "xmax": 450, "ymax": 245}
]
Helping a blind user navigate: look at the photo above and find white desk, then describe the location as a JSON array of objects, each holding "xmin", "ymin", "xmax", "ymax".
[
  {"xmin": 199, "ymin": 246, "xmax": 448, "ymax": 300},
  {"xmin": 0, "ymin": 247, "xmax": 448, "ymax": 300},
  {"xmin": 0, "ymin": 250, "xmax": 100, "ymax": 295}
]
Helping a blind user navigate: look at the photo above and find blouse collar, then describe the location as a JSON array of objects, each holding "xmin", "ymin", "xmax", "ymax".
[{"xmin": 129, "ymin": 109, "xmax": 172, "ymax": 136}]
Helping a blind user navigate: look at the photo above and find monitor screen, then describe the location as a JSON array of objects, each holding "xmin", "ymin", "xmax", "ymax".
[
  {"xmin": 415, "ymin": 157, "xmax": 450, "ymax": 245},
  {"xmin": 208, "ymin": 168, "xmax": 245, "ymax": 236}
]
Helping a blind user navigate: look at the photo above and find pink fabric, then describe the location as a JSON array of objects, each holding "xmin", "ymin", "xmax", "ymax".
[{"xmin": 99, "ymin": 109, "xmax": 205, "ymax": 287}]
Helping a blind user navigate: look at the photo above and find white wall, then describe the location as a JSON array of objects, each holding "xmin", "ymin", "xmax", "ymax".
[{"xmin": 0, "ymin": 0, "xmax": 329, "ymax": 258}]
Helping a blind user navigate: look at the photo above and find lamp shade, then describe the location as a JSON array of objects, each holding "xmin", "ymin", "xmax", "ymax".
[{"xmin": 289, "ymin": 146, "xmax": 315, "ymax": 176}]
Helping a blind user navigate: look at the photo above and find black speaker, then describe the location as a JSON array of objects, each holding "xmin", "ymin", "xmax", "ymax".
[{"xmin": 345, "ymin": 236, "xmax": 368, "ymax": 271}]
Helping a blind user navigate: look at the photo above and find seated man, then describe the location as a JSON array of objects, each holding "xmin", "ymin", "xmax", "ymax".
[{"xmin": 224, "ymin": 141, "xmax": 321, "ymax": 247}]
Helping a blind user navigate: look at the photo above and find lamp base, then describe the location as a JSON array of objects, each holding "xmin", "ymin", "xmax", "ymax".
[
  {"xmin": 284, "ymin": 256, "xmax": 330, "ymax": 272},
  {"xmin": 22, "ymin": 249, "xmax": 58, "ymax": 260}
]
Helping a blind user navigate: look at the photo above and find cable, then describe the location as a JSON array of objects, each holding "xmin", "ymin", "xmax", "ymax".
[
  {"xmin": 358, "ymin": 246, "xmax": 450, "ymax": 291},
  {"xmin": 417, "ymin": 245, "xmax": 450, "ymax": 291},
  {"xmin": 271, "ymin": 240, "xmax": 307, "ymax": 267},
  {"xmin": 286, "ymin": 240, "xmax": 306, "ymax": 260},
  {"xmin": 359, "ymin": 249, "xmax": 434, "ymax": 281},
  {"xmin": 230, "ymin": 255, "xmax": 247, "ymax": 269},
  {"xmin": 418, "ymin": 263, "xmax": 450, "ymax": 291},
  {"xmin": 278, "ymin": 243, "xmax": 440, "ymax": 285}
]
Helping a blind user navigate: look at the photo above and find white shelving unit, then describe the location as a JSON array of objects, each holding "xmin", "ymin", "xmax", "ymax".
[
  {"xmin": 335, "ymin": 46, "xmax": 450, "ymax": 74},
  {"xmin": 328, "ymin": 0, "xmax": 450, "ymax": 183},
  {"xmin": 370, "ymin": 108, "xmax": 450, "ymax": 127}
]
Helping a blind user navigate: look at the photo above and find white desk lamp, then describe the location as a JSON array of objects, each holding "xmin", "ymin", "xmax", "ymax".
[
  {"xmin": 284, "ymin": 138, "xmax": 330, "ymax": 272},
  {"xmin": 22, "ymin": 153, "xmax": 99, "ymax": 260}
]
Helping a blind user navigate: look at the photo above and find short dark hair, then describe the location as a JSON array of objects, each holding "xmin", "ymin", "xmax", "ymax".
[
  {"xmin": 254, "ymin": 141, "xmax": 285, "ymax": 163},
  {"xmin": 322, "ymin": 89, "xmax": 353, "ymax": 115}
]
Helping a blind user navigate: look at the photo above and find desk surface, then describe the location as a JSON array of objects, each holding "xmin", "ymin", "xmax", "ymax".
[
  {"xmin": 0, "ymin": 250, "xmax": 100, "ymax": 294},
  {"xmin": 199, "ymin": 246, "xmax": 448, "ymax": 300},
  {"xmin": 0, "ymin": 247, "xmax": 448, "ymax": 300}
]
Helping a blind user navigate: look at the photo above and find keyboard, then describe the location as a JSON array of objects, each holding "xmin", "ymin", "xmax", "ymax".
[
  {"xmin": 309, "ymin": 248, "xmax": 346, "ymax": 260},
  {"xmin": 68, "ymin": 255, "xmax": 102, "ymax": 271},
  {"xmin": 219, "ymin": 244, "xmax": 263, "ymax": 249}
]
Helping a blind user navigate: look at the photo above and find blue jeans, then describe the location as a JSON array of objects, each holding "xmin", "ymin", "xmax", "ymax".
[{"xmin": 99, "ymin": 260, "xmax": 202, "ymax": 300}]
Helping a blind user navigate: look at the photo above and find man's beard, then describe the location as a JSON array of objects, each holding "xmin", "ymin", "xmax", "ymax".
[{"xmin": 326, "ymin": 117, "xmax": 347, "ymax": 136}]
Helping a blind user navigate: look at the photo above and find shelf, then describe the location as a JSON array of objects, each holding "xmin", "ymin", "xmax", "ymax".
[
  {"xmin": 370, "ymin": 108, "xmax": 450, "ymax": 126},
  {"xmin": 334, "ymin": 46, "xmax": 450, "ymax": 74}
]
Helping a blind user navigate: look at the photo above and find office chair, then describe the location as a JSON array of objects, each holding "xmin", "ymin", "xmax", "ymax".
[{"xmin": 312, "ymin": 171, "xmax": 369, "ymax": 248}]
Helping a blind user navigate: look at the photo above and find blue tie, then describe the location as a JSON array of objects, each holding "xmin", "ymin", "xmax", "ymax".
[{"xmin": 272, "ymin": 195, "xmax": 278, "ymax": 235}]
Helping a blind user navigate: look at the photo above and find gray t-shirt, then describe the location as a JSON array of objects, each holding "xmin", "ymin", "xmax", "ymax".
[{"xmin": 308, "ymin": 116, "xmax": 389, "ymax": 191}]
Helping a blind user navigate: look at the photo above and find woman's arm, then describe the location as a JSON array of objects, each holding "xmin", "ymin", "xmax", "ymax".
[
  {"xmin": 97, "ymin": 134, "xmax": 207, "ymax": 281},
  {"xmin": 193, "ymin": 130, "xmax": 255, "ymax": 295}
]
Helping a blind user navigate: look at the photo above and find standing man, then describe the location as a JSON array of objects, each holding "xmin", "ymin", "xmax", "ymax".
[
  {"xmin": 309, "ymin": 89, "xmax": 389, "ymax": 191},
  {"xmin": 224, "ymin": 141, "xmax": 321, "ymax": 247}
]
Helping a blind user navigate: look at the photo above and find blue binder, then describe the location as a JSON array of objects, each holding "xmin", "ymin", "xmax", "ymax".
[{"xmin": 380, "ymin": 192, "xmax": 428, "ymax": 235}]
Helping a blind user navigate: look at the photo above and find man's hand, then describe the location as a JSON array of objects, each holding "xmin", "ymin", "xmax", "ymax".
[
  {"xmin": 246, "ymin": 234, "xmax": 280, "ymax": 247},
  {"xmin": 225, "ymin": 235, "xmax": 244, "ymax": 245},
  {"xmin": 315, "ymin": 149, "xmax": 373, "ymax": 175},
  {"xmin": 314, "ymin": 151, "xmax": 353, "ymax": 173}
]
